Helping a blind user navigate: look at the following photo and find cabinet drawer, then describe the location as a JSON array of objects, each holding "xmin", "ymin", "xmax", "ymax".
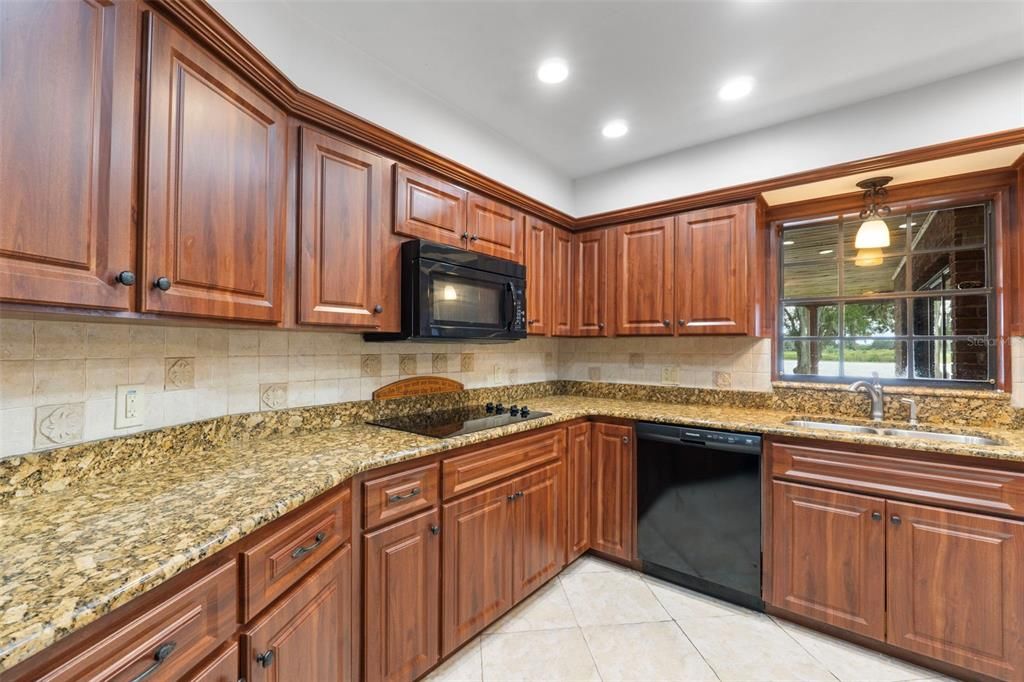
[
  {"xmin": 442, "ymin": 428, "xmax": 565, "ymax": 500},
  {"xmin": 363, "ymin": 462, "xmax": 439, "ymax": 531},
  {"xmin": 38, "ymin": 560, "xmax": 237, "ymax": 682},
  {"xmin": 770, "ymin": 440, "xmax": 1024, "ymax": 518},
  {"xmin": 242, "ymin": 485, "xmax": 351, "ymax": 621}
]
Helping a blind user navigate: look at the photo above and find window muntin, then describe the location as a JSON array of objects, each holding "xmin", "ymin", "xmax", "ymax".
[{"xmin": 778, "ymin": 202, "xmax": 994, "ymax": 387}]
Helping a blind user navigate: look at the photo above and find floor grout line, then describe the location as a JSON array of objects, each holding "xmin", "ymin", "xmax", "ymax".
[{"xmin": 670, "ymin": 618, "xmax": 723, "ymax": 682}]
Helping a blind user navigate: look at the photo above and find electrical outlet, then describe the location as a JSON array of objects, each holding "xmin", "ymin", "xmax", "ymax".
[
  {"xmin": 115, "ymin": 384, "xmax": 145, "ymax": 429},
  {"xmin": 661, "ymin": 366, "xmax": 679, "ymax": 385},
  {"xmin": 491, "ymin": 364, "xmax": 505, "ymax": 384}
]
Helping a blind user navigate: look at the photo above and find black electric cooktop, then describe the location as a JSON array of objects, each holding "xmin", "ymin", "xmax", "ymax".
[{"xmin": 368, "ymin": 403, "xmax": 551, "ymax": 439}]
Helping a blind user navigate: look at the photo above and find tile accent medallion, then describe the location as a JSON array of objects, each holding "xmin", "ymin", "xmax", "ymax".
[
  {"xmin": 260, "ymin": 383, "xmax": 288, "ymax": 410},
  {"xmin": 34, "ymin": 403, "xmax": 85, "ymax": 447},
  {"xmin": 399, "ymin": 354, "xmax": 418, "ymax": 376},
  {"xmin": 164, "ymin": 358, "xmax": 195, "ymax": 390},
  {"xmin": 461, "ymin": 353, "xmax": 475, "ymax": 372},
  {"xmin": 360, "ymin": 354, "xmax": 382, "ymax": 377},
  {"xmin": 432, "ymin": 353, "xmax": 448, "ymax": 373}
]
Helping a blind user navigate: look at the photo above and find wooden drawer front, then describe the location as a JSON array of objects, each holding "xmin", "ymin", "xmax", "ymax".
[
  {"xmin": 39, "ymin": 560, "xmax": 237, "ymax": 682},
  {"xmin": 363, "ymin": 463, "xmax": 439, "ymax": 531},
  {"xmin": 242, "ymin": 485, "xmax": 351, "ymax": 621},
  {"xmin": 442, "ymin": 428, "xmax": 566, "ymax": 500},
  {"xmin": 771, "ymin": 441, "xmax": 1024, "ymax": 518}
]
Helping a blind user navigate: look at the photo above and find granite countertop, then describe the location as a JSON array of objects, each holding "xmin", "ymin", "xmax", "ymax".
[{"xmin": 2, "ymin": 395, "xmax": 1022, "ymax": 670}]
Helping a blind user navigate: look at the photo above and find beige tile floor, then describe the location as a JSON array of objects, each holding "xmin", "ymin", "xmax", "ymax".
[{"xmin": 425, "ymin": 555, "xmax": 960, "ymax": 682}]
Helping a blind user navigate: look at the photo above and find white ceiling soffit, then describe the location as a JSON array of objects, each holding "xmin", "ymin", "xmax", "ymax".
[
  {"xmin": 275, "ymin": 0, "xmax": 1023, "ymax": 178},
  {"xmin": 763, "ymin": 145, "xmax": 1024, "ymax": 206}
]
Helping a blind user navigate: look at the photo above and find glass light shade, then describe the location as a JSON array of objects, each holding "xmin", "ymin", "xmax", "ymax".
[
  {"xmin": 854, "ymin": 247, "xmax": 884, "ymax": 267},
  {"xmin": 854, "ymin": 218, "xmax": 891, "ymax": 249}
]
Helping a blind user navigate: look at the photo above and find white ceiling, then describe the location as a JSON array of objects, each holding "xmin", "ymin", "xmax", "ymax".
[{"xmin": 274, "ymin": 0, "xmax": 1024, "ymax": 179}]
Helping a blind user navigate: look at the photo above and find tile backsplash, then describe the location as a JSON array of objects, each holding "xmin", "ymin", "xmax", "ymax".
[
  {"xmin": 559, "ymin": 336, "xmax": 773, "ymax": 391},
  {"xmin": 0, "ymin": 318, "xmax": 558, "ymax": 457}
]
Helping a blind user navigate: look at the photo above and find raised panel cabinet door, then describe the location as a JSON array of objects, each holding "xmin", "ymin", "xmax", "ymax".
[
  {"xmin": 511, "ymin": 460, "xmax": 566, "ymax": 602},
  {"xmin": 363, "ymin": 509, "xmax": 441, "ymax": 682},
  {"xmin": 590, "ymin": 422, "xmax": 635, "ymax": 560},
  {"xmin": 552, "ymin": 228, "xmax": 574, "ymax": 336},
  {"xmin": 141, "ymin": 14, "xmax": 287, "ymax": 322},
  {"xmin": 298, "ymin": 127, "xmax": 394, "ymax": 329},
  {"xmin": 524, "ymin": 216, "xmax": 552, "ymax": 335},
  {"xmin": 0, "ymin": 0, "xmax": 137, "ymax": 310},
  {"xmin": 886, "ymin": 501, "xmax": 1024, "ymax": 679},
  {"xmin": 614, "ymin": 219, "xmax": 674, "ymax": 336},
  {"xmin": 243, "ymin": 545, "xmax": 352, "ymax": 682},
  {"xmin": 769, "ymin": 481, "xmax": 886, "ymax": 640},
  {"xmin": 567, "ymin": 422, "xmax": 592, "ymax": 561},
  {"xmin": 573, "ymin": 229, "xmax": 611, "ymax": 336},
  {"xmin": 676, "ymin": 203, "xmax": 752, "ymax": 335},
  {"xmin": 441, "ymin": 481, "xmax": 515, "ymax": 655},
  {"xmin": 467, "ymin": 194, "xmax": 523, "ymax": 263},
  {"xmin": 186, "ymin": 642, "xmax": 239, "ymax": 682},
  {"xmin": 393, "ymin": 164, "xmax": 467, "ymax": 248}
]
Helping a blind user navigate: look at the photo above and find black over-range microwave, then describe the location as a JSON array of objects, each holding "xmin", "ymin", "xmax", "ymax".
[{"xmin": 364, "ymin": 240, "xmax": 526, "ymax": 342}]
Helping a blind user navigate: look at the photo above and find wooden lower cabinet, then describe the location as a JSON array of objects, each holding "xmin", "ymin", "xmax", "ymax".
[
  {"xmin": 363, "ymin": 509, "xmax": 441, "ymax": 682},
  {"xmin": 567, "ymin": 423, "xmax": 592, "ymax": 561},
  {"xmin": 590, "ymin": 423, "xmax": 635, "ymax": 560},
  {"xmin": 511, "ymin": 463, "xmax": 566, "ymax": 602},
  {"xmin": 186, "ymin": 642, "xmax": 239, "ymax": 682},
  {"xmin": 441, "ymin": 480, "xmax": 515, "ymax": 655},
  {"xmin": 242, "ymin": 544, "xmax": 352, "ymax": 682},
  {"xmin": 770, "ymin": 481, "xmax": 886, "ymax": 640},
  {"xmin": 886, "ymin": 501, "xmax": 1024, "ymax": 679}
]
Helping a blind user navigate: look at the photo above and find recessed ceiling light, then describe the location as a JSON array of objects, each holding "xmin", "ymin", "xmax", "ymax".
[
  {"xmin": 783, "ymin": 240, "xmax": 795, "ymax": 246},
  {"xmin": 819, "ymin": 249, "xmax": 834, "ymax": 255},
  {"xmin": 537, "ymin": 58, "xmax": 569, "ymax": 84},
  {"xmin": 602, "ymin": 119, "xmax": 629, "ymax": 139},
  {"xmin": 718, "ymin": 75, "xmax": 755, "ymax": 101}
]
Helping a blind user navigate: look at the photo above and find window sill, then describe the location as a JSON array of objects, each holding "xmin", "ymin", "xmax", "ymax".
[{"xmin": 772, "ymin": 380, "xmax": 1009, "ymax": 400}]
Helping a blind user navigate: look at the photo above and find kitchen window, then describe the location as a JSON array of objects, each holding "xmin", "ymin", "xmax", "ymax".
[{"xmin": 778, "ymin": 201, "xmax": 996, "ymax": 388}]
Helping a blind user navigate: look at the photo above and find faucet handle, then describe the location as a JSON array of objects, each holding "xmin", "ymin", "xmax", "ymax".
[{"xmin": 899, "ymin": 397, "xmax": 919, "ymax": 426}]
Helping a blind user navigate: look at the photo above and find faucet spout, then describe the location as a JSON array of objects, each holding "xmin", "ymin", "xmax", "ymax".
[{"xmin": 848, "ymin": 373, "xmax": 884, "ymax": 422}]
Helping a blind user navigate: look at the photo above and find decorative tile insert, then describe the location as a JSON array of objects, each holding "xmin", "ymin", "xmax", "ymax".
[
  {"xmin": 164, "ymin": 358, "xmax": 195, "ymax": 390},
  {"xmin": 34, "ymin": 403, "xmax": 85, "ymax": 447},
  {"xmin": 432, "ymin": 353, "xmax": 448, "ymax": 373},
  {"xmin": 461, "ymin": 353, "xmax": 475, "ymax": 372},
  {"xmin": 713, "ymin": 371, "xmax": 732, "ymax": 389},
  {"xmin": 399, "ymin": 354, "xmax": 418, "ymax": 376},
  {"xmin": 260, "ymin": 383, "xmax": 288, "ymax": 410},
  {"xmin": 361, "ymin": 354, "xmax": 381, "ymax": 377},
  {"xmin": 629, "ymin": 353, "xmax": 645, "ymax": 369}
]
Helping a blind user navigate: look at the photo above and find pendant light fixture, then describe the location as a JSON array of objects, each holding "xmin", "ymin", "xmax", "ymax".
[{"xmin": 854, "ymin": 176, "xmax": 893, "ymax": 250}]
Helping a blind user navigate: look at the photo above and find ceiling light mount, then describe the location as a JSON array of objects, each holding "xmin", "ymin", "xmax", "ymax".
[
  {"xmin": 856, "ymin": 176, "xmax": 893, "ymax": 221},
  {"xmin": 854, "ymin": 176, "xmax": 894, "ymax": 259}
]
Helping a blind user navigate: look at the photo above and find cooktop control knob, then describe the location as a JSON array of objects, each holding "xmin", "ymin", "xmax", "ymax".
[
  {"xmin": 509, "ymin": 405, "xmax": 519, "ymax": 416},
  {"xmin": 494, "ymin": 403, "xmax": 505, "ymax": 414},
  {"xmin": 520, "ymin": 406, "xmax": 530, "ymax": 417},
  {"xmin": 485, "ymin": 402, "xmax": 495, "ymax": 413}
]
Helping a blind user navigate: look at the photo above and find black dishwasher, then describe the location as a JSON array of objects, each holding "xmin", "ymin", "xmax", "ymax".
[{"xmin": 636, "ymin": 422, "xmax": 763, "ymax": 610}]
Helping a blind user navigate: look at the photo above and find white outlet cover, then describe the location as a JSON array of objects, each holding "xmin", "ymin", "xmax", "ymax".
[
  {"xmin": 115, "ymin": 384, "xmax": 145, "ymax": 429},
  {"xmin": 661, "ymin": 367, "xmax": 679, "ymax": 385}
]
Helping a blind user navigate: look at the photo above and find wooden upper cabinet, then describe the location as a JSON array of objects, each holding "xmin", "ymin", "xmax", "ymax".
[
  {"xmin": 770, "ymin": 481, "xmax": 886, "ymax": 641},
  {"xmin": 524, "ymin": 216, "xmax": 552, "ymax": 335},
  {"xmin": 676, "ymin": 203, "xmax": 753, "ymax": 335},
  {"xmin": 614, "ymin": 219, "xmax": 674, "ymax": 335},
  {"xmin": 0, "ymin": 0, "xmax": 138, "ymax": 310},
  {"xmin": 552, "ymin": 228, "xmax": 574, "ymax": 336},
  {"xmin": 573, "ymin": 229, "xmax": 611, "ymax": 336},
  {"xmin": 243, "ymin": 546, "xmax": 352, "ymax": 682},
  {"xmin": 886, "ymin": 501, "xmax": 1024, "ymax": 679},
  {"xmin": 363, "ymin": 509, "xmax": 440, "ymax": 682},
  {"xmin": 298, "ymin": 127, "xmax": 395, "ymax": 329},
  {"xmin": 467, "ymin": 194, "xmax": 523, "ymax": 263},
  {"xmin": 140, "ymin": 14, "xmax": 286, "ymax": 322},
  {"xmin": 567, "ymin": 422, "xmax": 592, "ymax": 562},
  {"xmin": 393, "ymin": 164, "xmax": 467, "ymax": 248},
  {"xmin": 590, "ymin": 422, "xmax": 635, "ymax": 560}
]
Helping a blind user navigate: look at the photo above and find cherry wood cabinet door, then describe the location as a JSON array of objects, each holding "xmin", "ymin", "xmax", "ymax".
[
  {"xmin": 770, "ymin": 481, "xmax": 886, "ymax": 641},
  {"xmin": 186, "ymin": 643, "xmax": 238, "ymax": 682},
  {"xmin": 886, "ymin": 501, "xmax": 1024, "ymax": 679},
  {"xmin": 552, "ymin": 228, "xmax": 575, "ymax": 336},
  {"xmin": 590, "ymin": 422, "xmax": 635, "ymax": 560},
  {"xmin": 298, "ymin": 127, "xmax": 395, "ymax": 329},
  {"xmin": 243, "ymin": 545, "xmax": 352, "ymax": 682},
  {"xmin": 676, "ymin": 203, "xmax": 752, "ymax": 335},
  {"xmin": 141, "ymin": 14, "xmax": 287, "ymax": 322},
  {"xmin": 0, "ymin": 0, "xmax": 138, "ymax": 310},
  {"xmin": 393, "ymin": 164, "xmax": 467, "ymax": 248},
  {"xmin": 614, "ymin": 219, "xmax": 674, "ymax": 336},
  {"xmin": 524, "ymin": 216, "xmax": 551, "ymax": 335},
  {"xmin": 511, "ymin": 461, "xmax": 566, "ymax": 602},
  {"xmin": 573, "ymin": 229, "xmax": 611, "ymax": 336},
  {"xmin": 363, "ymin": 509, "xmax": 440, "ymax": 682},
  {"xmin": 467, "ymin": 194, "xmax": 523, "ymax": 263},
  {"xmin": 441, "ymin": 481, "xmax": 515, "ymax": 655},
  {"xmin": 567, "ymin": 423, "xmax": 592, "ymax": 562}
]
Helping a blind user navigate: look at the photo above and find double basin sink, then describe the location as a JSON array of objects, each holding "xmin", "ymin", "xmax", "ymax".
[{"xmin": 785, "ymin": 419, "xmax": 1000, "ymax": 446}]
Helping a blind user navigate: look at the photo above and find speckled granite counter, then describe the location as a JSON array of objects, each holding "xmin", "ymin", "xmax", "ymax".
[{"xmin": 2, "ymin": 394, "xmax": 1022, "ymax": 671}]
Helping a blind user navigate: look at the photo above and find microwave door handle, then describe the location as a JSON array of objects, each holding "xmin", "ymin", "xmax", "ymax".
[{"xmin": 504, "ymin": 282, "xmax": 518, "ymax": 331}]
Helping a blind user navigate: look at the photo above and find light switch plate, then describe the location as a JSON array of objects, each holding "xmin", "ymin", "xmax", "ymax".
[
  {"xmin": 115, "ymin": 384, "xmax": 145, "ymax": 429},
  {"xmin": 661, "ymin": 366, "xmax": 679, "ymax": 385}
]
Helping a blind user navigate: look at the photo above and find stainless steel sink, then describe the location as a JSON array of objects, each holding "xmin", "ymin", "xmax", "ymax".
[{"xmin": 785, "ymin": 420, "xmax": 1000, "ymax": 446}]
